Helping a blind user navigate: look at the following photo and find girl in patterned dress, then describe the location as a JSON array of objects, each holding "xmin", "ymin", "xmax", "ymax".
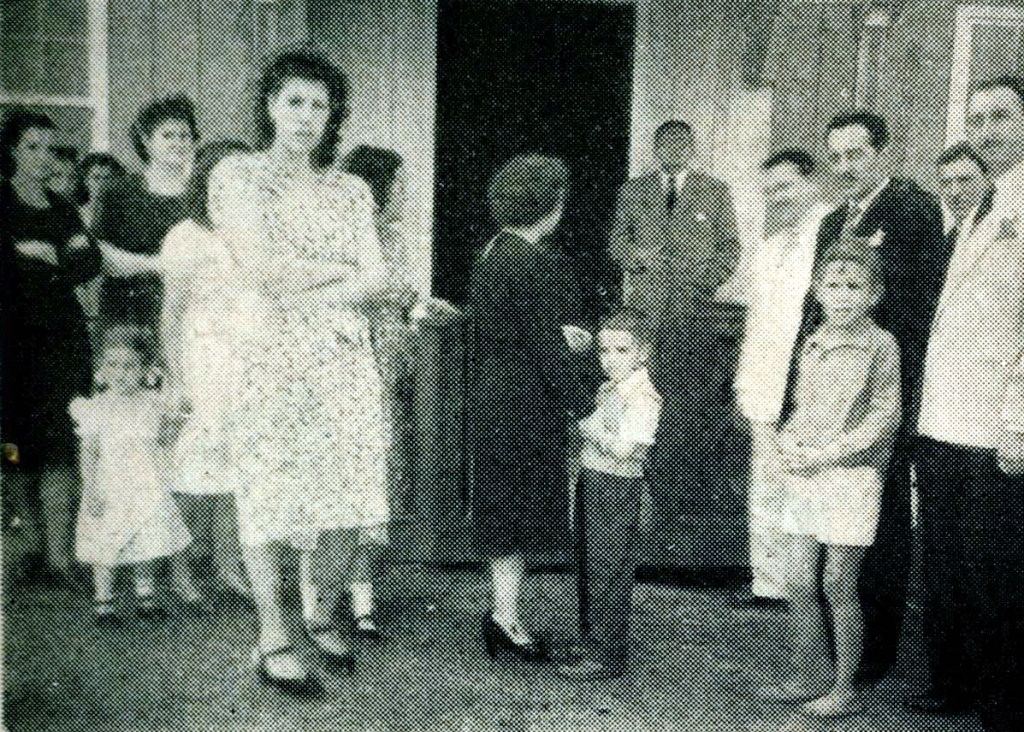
[{"xmin": 72, "ymin": 327, "xmax": 191, "ymax": 624}]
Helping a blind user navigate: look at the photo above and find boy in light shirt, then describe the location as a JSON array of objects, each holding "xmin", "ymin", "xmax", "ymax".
[{"xmin": 558, "ymin": 308, "xmax": 662, "ymax": 681}]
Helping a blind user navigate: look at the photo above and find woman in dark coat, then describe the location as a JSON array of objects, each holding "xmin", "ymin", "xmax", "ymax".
[
  {"xmin": 1, "ymin": 110, "xmax": 102, "ymax": 580},
  {"xmin": 467, "ymin": 154, "xmax": 595, "ymax": 659}
]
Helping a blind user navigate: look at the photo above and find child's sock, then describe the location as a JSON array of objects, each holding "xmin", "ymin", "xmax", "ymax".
[
  {"xmin": 134, "ymin": 565, "xmax": 155, "ymax": 600},
  {"xmin": 350, "ymin": 582, "xmax": 373, "ymax": 619}
]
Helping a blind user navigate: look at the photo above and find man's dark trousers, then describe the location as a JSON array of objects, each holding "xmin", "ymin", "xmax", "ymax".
[{"xmin": 915, "ymin": 436, "xmax": 1024, "ymax": 731}]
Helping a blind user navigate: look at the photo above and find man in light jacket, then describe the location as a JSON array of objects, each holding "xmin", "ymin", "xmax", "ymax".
[
  {"xmin": 915, "ymin": 76, "xmax": 1024, "ymax": 732},
  {"xmin": 733, "ymin": 149, "xmax": 831, "ymax": 607}
]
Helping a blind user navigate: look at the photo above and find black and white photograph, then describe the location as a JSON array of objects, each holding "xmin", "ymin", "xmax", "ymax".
[{"xmin": 1, "ymin": 1, "xmax": 1023, "ymax": 730}]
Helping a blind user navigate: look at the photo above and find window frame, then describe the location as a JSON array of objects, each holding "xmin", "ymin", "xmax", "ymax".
[
  {"xmin": 0, "ymin": 0, "xmax": 108, "ymax": 149},
  {"xmin": 946, "ymin": 3, "xmax": 1024, "ymax": 145}
]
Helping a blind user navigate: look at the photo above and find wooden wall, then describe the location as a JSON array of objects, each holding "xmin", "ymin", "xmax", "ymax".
[
  {"xmin": 306, "ymin": 0, "xmax": 438, "ymax": 299},
  {"xmin": 106, "ymin": 0, "xmax": 305, "ymax": 168}
]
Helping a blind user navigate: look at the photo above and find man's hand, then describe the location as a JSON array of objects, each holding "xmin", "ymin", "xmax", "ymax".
[
  {"xmin": 562, "ymin": 325, "xmax": 593, "ymax": 353},
  {"xmin": 997, "ymin": 430, "xmax": 1024, "ymax": 474},
  {"xmin": 67, "ymin": 234, "xmax": 90, "ymax": 250},
  {"xmin": 14, "ymin": 240, "xmax": 59, "ymax": 266}
]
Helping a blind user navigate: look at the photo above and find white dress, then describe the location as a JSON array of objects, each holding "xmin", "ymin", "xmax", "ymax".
[
  {"xmin": 72, "ymin": 392, "xmax": 192, "ymax": 565},
  {"xmin": 160, "ymin": 219, "xmax": 249, "ymax": 496},
  {"xmin": 208, "ymin": 153, "xmax": 391, "ymax": 550}
]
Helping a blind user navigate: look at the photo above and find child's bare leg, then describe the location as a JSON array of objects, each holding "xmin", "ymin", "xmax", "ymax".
[
  {"xmin": 804, "ymin": 544, "xmax": 867, "ymax": 716},
  {"xmin": 759, "ymin": 535, "xmax": 829, "ymax": 700},
  {"xmin": 93, "ymin": 565, "xmax": 115, "ymax": 610},
  {"xmin": 133, "ymin": 561, "xmax": 166, "ymax": 619}
]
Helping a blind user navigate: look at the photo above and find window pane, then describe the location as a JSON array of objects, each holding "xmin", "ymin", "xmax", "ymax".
[
  {"xmin": 1, "ymin": 35, "xmax": 43, "ymax": 93},
  {"xmin": 43, "ymin": 0, "xmax": 88, "ymax": 39},
  {"xmin": 1, "ymin": 0, "xmax": 40, "ymax": 39},
  {"xmin": 43, "ymin": 40, "xmax": 89, "ymax": 95},
  {"xmin": 970, "ymin": 24, "xmax": 1024, "ymax": 84}
]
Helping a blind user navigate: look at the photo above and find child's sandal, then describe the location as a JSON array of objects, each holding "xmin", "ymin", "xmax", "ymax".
[
  {"xmin": 135, "ymin": 594, "xmax": 169, "ymax": 622},
  {"xmin": 93, "ymin": 600, "xmax": 121, "ymax": 628}
]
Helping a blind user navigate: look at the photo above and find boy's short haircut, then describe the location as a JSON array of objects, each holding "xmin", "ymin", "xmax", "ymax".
[
  {"xmin": 815, "ymin": 239, "xmax": 884, "ymax": 291},
  {"xmin": 599, "ymin": 307, "xmax": 653, "ymax": 344}
]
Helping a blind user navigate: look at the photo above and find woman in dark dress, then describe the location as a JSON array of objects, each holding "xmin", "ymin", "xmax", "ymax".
[
  {"xmin": 468, "ymin": 155, "xmax": 595, "ymax": 658},
  {"xmin": 1, "ymin": 110, "xmax": 102, "ymax": 580},
  {"xmin": 95, "ymin": 95, "xmax": 198, "ymax": 331}
]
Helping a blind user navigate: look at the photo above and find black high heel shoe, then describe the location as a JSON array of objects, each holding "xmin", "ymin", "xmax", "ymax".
[
  {"xmin": 255, "ymin": 647, "xmax": 323, "ymax": 697},
  {"xmin": 304, "ymin": 623, "xmax": 356, "ymax": 674},
  {"xmin": 481, "ymin": 612, "xmax": 545, "ymax": 661}
]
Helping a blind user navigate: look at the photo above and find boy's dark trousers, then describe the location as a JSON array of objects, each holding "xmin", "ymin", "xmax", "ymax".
[{"xmin": 575, "ymin": 467, "xmax": 644, "ymax": 673}]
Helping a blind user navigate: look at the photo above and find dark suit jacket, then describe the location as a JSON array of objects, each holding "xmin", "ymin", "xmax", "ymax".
[
  {"xmin": 608, "ymin": 170, "xmax": 739, "ymax": 330},
  {"xmin": 791, "ymin": 178, "xmax": 946, "ymax": 428}
]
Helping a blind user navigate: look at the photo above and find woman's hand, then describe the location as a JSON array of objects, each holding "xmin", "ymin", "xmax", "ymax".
[
  {"xmin": 86, "ymin": 494, "xmax": 106, "ymax": 518},
  {"xmin": 14, "ymin": 240, "xmax": 59, "ymax": 266},
  {"xmin": 67, "ymin": 234, "xmax": 90, "ymax": 251}
]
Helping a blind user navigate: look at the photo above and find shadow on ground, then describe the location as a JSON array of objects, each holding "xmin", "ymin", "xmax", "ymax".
[{"xmin": 3, "ymin": 561, "xmax": 985, "ymax": 732}]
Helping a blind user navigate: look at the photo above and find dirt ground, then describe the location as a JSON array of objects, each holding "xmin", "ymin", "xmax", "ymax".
[{"xmin": 2, "ymin": 560, "xmax": 985, "ymax": 732}]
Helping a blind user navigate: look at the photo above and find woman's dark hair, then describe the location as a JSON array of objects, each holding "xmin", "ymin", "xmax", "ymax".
[
  {"xmin": 0, "ymin": 108, "xmax": 55, "ymax": 178},
  {"xmin": 255, "ymin": 50, "xmax": 350, "ymax": 170},
  {"xmin": 487, "ymin": 154, "xmax": 569, "ymax": 229},
  {"xmin": 130, "ymin": 94, "xmax": 199, "ymax": 163},
  {"xmin": 74, "ymin": 152, "xmax": 126, "ymax": 203},
  {"xmin": 343, "ymin": 145, "xmax": 404, "ymax": 209},
  {"xmin": 186, "ymin": 139, "xmax": 252, "ymax": 229}
]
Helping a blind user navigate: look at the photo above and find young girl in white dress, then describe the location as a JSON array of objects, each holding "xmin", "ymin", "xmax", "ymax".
[
  {"xmin": 159, "ymin": 140, "xmax": 253, "ymax": 603},
  {"xmin": 72, "ymin": 326, "xmax": 192, "ymax": 624}
]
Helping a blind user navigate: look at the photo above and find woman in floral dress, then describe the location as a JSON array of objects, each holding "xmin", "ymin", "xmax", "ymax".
[{"xmin": 208, "ymin": 51, "xmax": 389, "ymax": 695}]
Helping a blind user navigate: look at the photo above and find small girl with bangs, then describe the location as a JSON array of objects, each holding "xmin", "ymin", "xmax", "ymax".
[{"xmin": 71, "ymin": 326, "xmax": 192, "ymax": 624}]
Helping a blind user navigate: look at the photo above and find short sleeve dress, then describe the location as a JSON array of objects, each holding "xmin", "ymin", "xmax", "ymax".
[
  {"xmin": 95, "ymin": 175, "xmax": 187, "ymax": 330},
  {"xmin": 208, "ymin": 154, "xmax": 390, "ymax": 550},
  {"xmin": 71, "ymin": 391, "xmax": 191, "ymax": 565},
  {"xmin": 159, "ymin": 219, "xmax": 249, "ymax": 495}
]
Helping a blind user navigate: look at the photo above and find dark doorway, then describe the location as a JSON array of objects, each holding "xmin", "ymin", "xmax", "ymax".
[{"xmin": 433, "ymin": 0, "xmax": 635, "ymax": 312}]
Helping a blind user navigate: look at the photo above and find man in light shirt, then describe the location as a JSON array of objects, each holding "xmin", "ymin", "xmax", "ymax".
[
  {"xmin": 732, "ymin": 149, "xmax": 831, "ymax": 608},
  {"xmin": 915, "ymin": 76, "xmax": 1024, "ymax": 732}
]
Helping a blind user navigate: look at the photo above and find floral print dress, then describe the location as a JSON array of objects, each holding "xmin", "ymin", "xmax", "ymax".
[{"xmin": 208, "ymin": 154, "xmax": 390, "ymax": 550}]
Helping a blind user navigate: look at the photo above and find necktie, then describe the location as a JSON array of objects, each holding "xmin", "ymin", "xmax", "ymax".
[
  {"xmin": 665, "ymin": 179, "xmax": 677, "ymax": 211},
  {"xmin": 944, "ymin": 224, "xmax": 960, "ymax": 254}
]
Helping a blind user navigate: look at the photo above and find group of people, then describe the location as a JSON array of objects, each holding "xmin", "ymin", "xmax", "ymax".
[
  {"xmin": 729, "ymin": 84, "xmax": 1024, "ymax": 730},
  {"xmin": 2, "ymin": 51, "xmax": 429, "ymax": 697},
  {"xmin": 1, "ymin": 44, "xmax": 1022, "ymax": 730}
]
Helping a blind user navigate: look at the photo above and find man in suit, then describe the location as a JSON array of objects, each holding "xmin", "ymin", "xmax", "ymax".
[
  {"xmin": 788, "ymin": 112, "xmax": 945, "ymax": 682},
  {"xmin": 905, "ymin": 142, "xmax": 993, "ymax": 716},
  {"xmin": 914, "ymin": 77, "xmax": 1024, "ymax": 732},
  {"xmin": 608, "ymin": 120, "xmax": 739, "ymax": 544}
]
